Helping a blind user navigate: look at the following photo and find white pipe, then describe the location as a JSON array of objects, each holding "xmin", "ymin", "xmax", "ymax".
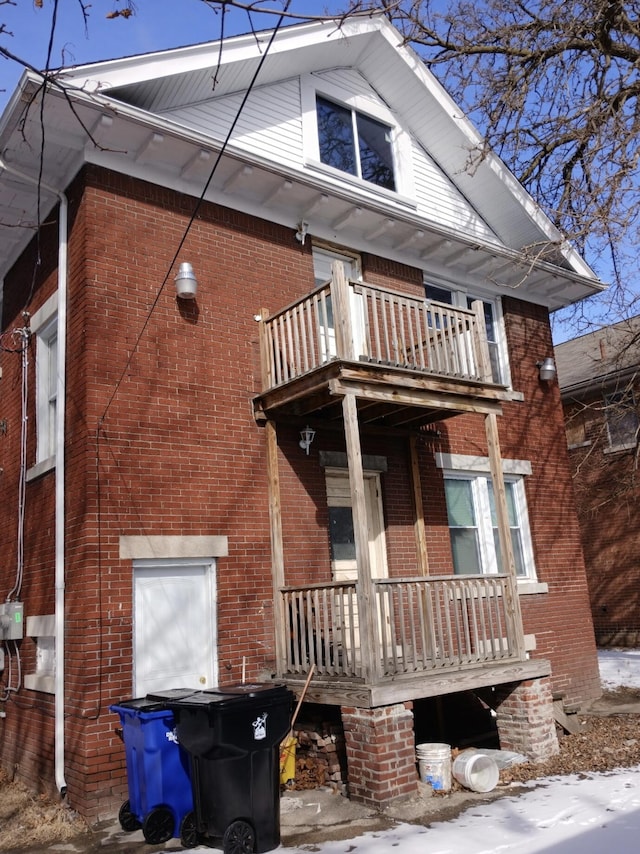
[{"xmin": 0, "ymin": 158, "xmax": 68, "ymax": 795}]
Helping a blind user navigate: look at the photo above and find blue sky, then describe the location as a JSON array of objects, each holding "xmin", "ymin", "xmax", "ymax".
[{"xmin": 0, "ymin": 0, "xmax": 330, "ymax": 112}]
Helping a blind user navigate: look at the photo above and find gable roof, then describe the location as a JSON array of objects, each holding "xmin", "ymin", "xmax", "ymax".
[
  {"xmin": 0, "ymin": 15, "xmax": 604, "ymax": 308},
  {"xmin": 556, "ymin": 316, "xmax": 640, "ymax": 396}
]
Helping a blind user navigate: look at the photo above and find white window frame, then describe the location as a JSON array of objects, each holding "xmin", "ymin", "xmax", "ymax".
[
  {"xmin": 424, "ymin": 281, "xmax": 512, "ymax": 388},
  {"xmin": 436, "ymin": 453, "xmax": 541, "ymax": 588},
  {"xmin": 29, "ymin": 292, "xmax": 58, "ymax": 475},
  {"xmin": 301, "ymin": 74, "xmax": 415, "ymax": 201}
]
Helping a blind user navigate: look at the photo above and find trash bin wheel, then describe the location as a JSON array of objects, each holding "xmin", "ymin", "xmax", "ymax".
[
  {"xmin": 118, "ymin": 800, "xmax": 141, "ymax": 832},
  {"xmin": 179, "ymin": 810, "xmax": 199, "ymax": 848},
  {"xmin": 142, "ymin": 805, "xmax": 174, "ymax": 845},
  {"xmin": 222, "ymin": 819, "xmax": 255, "ymax": 854}
]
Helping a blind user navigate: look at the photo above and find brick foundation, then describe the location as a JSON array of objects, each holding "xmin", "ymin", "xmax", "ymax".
[
  {"xmin": 494, "ymin": 677, "xmax": 559, "ymax": 762},
  {"xmin": 341, "ymin": 703, "xmax": 418, "ymax": 807}
]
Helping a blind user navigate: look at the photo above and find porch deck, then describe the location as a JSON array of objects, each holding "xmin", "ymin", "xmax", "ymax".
[{"xmin": 278, "ymin": 574, "xmax": 547, "ymax": 707}]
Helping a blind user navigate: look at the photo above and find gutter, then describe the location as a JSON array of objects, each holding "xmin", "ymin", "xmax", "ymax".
[{"xmin": 0, "ymin": 158, "xmax": 68, "ymax": 796}]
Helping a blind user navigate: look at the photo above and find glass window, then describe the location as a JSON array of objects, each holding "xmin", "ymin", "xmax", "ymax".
[
  {"xmin": 36, "ymin": 316, "xmax": 58, "ymax": 464},
  {"xmin": 444, "ymin": 473, "xmax": 535, "ymax": 579},
  {"xmin": 604, "ymin": 390, "xmax": 638, "ymax": 448},
  {"xmin": 425, "ymin": 282, "xmax": 508, "ymax": 385},
  {"xmin": 328, "ymin": 506, "xmax": 356, "ymax": 562},
  {"xmin": 316, "ymin": 95, "xmax": 396, "ymax": 191}
]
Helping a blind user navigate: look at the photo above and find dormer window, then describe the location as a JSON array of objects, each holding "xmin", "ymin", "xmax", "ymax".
[{"xmin": 316, "ymin": 95, "xmax": 396, "ymax": 191}]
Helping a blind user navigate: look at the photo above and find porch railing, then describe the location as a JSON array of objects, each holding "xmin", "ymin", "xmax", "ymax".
[
  {"xmin": 258, "ymin": 265, "xmax": 492, "ymax": 391},
  {"xmin": 281, "ymin": 574, "xmax": 522, "ymax": 681}
]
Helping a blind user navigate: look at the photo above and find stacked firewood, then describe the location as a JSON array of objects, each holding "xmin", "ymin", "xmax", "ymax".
[{"xmin": 291, "ymin": 721, "xmax": 347, "ymax": 792}]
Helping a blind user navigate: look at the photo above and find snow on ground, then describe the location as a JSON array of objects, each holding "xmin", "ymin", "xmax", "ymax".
[
  {"xmin": 185, "ymin": 650, "xmax": 640, "ymax": 853},
  {"xmin": 598, "ymin": 648, "xmax": 640, "ymax": 689},
  {"xmin": 281, "ymin": 650, "xmax": 640, "ymax": 854}
]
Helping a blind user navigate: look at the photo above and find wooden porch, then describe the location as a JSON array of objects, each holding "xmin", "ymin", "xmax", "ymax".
[{"xmin": 254, "ymin": 263, "xmax": 549, "ymax": 706}]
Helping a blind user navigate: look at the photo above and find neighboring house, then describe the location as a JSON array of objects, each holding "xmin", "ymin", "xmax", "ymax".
[
  {"xmin": 556, "ymin": 318, "xmax": 640, "ymax": 647},
  {"xmin": 0, "ymin": 16, "xmax": 604, "ymax": 820}
]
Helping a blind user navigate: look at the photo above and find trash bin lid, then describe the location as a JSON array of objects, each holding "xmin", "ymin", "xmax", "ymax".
[
  {"xmin": 203, "ymin": 682, "xmax": 289, "ymax": 699},
  {"xmin": 146, "ymin": 688, "xmax": 201, "ymax": 701},
  {"xmin": 109, "ymin": 698, "xmax": 167, "ymax": 713}
]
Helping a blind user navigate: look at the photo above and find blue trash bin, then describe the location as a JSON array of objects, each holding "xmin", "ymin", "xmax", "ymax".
[{"xmin": 110, "ymin": 691, "xmax": 197, "ymax": 847}]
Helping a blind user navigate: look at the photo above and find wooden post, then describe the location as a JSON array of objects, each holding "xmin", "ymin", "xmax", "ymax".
[
  {"xmin": 331, "ymin": 260, "xmax": 354, "ymax": 361},
  {"xmin": 485, "ymin": 412, "xmax": 526, "ymax": 659},
  {"xmin": 471, "ymin": 299, "xmax": 492, "ymax": 382},
  {"xmin": 265, "ymin": 419, "xmax": 287, "ymax": 676},
  {"xmin": 409, "ymin": 435, "xmax": 429, "ymax": 576},
  {"xmin": 342, "ymin": 392, "xmax": 379, "ymax": 682},
  {"xmin": 258, "ymin": 307, "xmax": 272, "ymax": 391}
]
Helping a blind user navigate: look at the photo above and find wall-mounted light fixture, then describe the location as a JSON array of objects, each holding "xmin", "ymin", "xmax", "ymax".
[
  {"xmin": 536, "ymin": 357, "xmax": 557, "ymax": 382},
  {"xmin": 299, "ymin": 425, "xmax": 316, "ymax": 455},
  {"xmin": 174, "ymin": 262, "xmax": 198, "ymax": 299},
  {"xmin": 295, "ymin": 221, "xmax": 309, "ymax": 245}
]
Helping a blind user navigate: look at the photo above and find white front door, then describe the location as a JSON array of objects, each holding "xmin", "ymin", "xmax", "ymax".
[{"xmin": 133, "ymin": 559, "xmax": 217, "ymax": 696}]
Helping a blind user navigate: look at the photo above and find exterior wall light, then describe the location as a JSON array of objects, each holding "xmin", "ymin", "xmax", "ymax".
[
  {"xmin": 174, "ymin": 262, "xmax": 198, "ymax": 299},
  {"xmin": 299, "ymin": 425, "xmax": 316, "ymax": 455},
  {"xmin": 536, "ymin": 357, "xmax": 557, "ymax": 382}
]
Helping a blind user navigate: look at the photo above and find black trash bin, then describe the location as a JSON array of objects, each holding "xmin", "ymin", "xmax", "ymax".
[{"xmin": 162, "ymin": 683, "xmax": 293, "ymax": 854}]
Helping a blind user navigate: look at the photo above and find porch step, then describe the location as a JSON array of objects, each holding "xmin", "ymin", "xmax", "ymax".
[{"xmin": 553, "ymin": 698, "xmax": 584, "ymax": 735}]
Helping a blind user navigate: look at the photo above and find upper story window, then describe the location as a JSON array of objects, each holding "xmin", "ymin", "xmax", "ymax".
[
  {"xmin": 29, "ymin": 292, "xmax": 58, "ymax": 473},
  {"xmin": 425, "ymin": 282, "xmax": 509, "ymax": 386},
  {"xmin": 316, "ymin": 95, "xmax": 396, "ymax": 191},
  {"xmin": 604, "ymin": 389, "xmax": 639, "ymax": 450}
]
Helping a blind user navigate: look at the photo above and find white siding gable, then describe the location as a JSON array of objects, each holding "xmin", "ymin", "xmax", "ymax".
[
  {"xmin": 167, "ymin": 66, "xmax": 499, "ymax": 244},
  {"xmin": 167, "ymin": 77, "xmax": 303, "ymax": 169}
]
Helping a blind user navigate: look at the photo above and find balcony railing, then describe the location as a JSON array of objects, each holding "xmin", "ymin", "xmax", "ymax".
[
  {"xmin": 281, "ymin": 573, "xmax": 522, "ymax": 682},
  {"xmin": 258, "ymin": 265, "xmax": 492, "ymax": 392}
]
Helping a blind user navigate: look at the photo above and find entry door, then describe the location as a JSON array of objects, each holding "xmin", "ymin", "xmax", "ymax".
[
  {"xmin": 133, "ymin": 559, "xmax": 217, "ymax": 696},
  {"xmin": 326, "ymin": 470, "xmax": 389, "ymax": 654}
]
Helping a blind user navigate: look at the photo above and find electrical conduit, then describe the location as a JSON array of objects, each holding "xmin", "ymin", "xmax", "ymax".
[{"xmin": 0, "ymin": 157, "xmax": 68, "ymax": 796}]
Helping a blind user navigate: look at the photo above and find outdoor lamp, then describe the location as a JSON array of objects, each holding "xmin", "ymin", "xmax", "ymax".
[
  {"xmin": 174, "ymin": 262, "xmax": 198, "ymax": 299},
  {"xmin": 536, "ymin": 357, "xmax": 557, "ymax": 382},
  {"xmin": 299, "ymin": 425, "xmax": 316, "ymax": 455}
]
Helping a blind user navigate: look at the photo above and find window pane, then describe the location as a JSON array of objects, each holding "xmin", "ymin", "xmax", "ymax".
[
  {"xmin": 328, "ymin": 506, "xmax": 356, "ymax": 562},
  {"xmin": 425, "ymin": 284, "xmax": 453, "ymax": 304},
  {"xmin": 488, "ymin": 481, "xmax": 526, "ymax": 576},
  {"xmin": 355, "ymin": 112, "xmax": 395, "ymax": 190},
  {"xmin": 445, "ymin": 479, "xmax": 475, "ymax": 526},
  {"xmin": 445, "ymin": 479, "xmax": 481, "ymax": 574},
  {"xmin": 316, "ymin": 96, "xmax": 357, "ymax": 177},
  {"xmin": 450, "ymin": 529, "xmax": 482, "ymax": 574},
  {"xmin": 467, "ymin": 297, "xmax": 503, "ymax": 383},
  {"xmin": 604, "ymin": 391, "xmax": 639, "ymax": 447}
]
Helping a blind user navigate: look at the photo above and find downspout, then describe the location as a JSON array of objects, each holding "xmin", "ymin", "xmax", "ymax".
[{"xmin": 0, "ymin": 158, "xmax": 68, "ymax": 795}]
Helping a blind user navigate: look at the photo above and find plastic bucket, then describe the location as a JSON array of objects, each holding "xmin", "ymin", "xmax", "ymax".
[
  {"xmin": 416, "ymin": 742, "xmax": 451, "ymax": 792},
  {"xmin": 452, "ymin": 750, "xmax": 499, "ymax": 793}
]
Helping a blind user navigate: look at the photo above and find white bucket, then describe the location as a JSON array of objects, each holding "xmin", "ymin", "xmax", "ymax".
[
  {"xmin": 416, "ymin": 742, "xmax": 451, "ymax": 792},
  {"xmin": 452, "ymin": 750, "xmax": 499, "ymax": 793}
]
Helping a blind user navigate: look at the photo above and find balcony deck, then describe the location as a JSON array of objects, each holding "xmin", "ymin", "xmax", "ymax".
[
  {"xmin": 279, "ymin": 574, "xmax": 548, "ymax": 707},
  {"xmin": 253, "ymin": 264, "xmax": 512, "ymax": 428}
]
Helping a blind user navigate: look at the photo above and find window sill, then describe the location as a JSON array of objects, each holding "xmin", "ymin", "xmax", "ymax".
[
  {"xmin": 604, "ymin": 443, "xmax": 636, "ymax": 455},
  {"xmin": 567, "ymin": 440, "xmax": 591, "ymax": 450},
  {"xmin": 305, "ymin": 158, "xmax": 418, "ymax": 210},
  {"xmin": 26, "ymin": 456, "xmax": 56, "ymax": 482},
  {"xmin": 518, "ymin": 581, "xmax": 548, "ymax": 595},
  {"xmin": 25, "ymin": 674, "xmax": 55, "ymax": 694}
]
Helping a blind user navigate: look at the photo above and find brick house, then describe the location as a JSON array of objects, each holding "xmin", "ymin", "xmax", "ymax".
[
  {"xmin": 0, "ymin": 16, "xmax": 604, "ymax": 821},
  {"xmin": 556, "ymin": 318, "xmax": 640, "ymax": 647}
]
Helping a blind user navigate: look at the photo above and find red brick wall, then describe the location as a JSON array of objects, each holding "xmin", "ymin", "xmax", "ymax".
[
  {"xmin": 565, "ymin": 391, "xmax": 640, "ymax": 645},
  {"xmin": 0, "ymin": 165, "xmax": 601, "ymax": 817}
]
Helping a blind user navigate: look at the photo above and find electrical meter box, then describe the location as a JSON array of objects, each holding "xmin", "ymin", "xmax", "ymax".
[{"xmin": 0, "ymin": 602, "xmax": 24, "ymax": 640}]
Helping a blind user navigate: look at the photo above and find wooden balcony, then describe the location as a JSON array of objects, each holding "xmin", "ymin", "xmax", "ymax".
[
  {"xmin": 253, "ymin": 262, "xmax": 512, "ymax": 428},
  {"xmin": 280, "ymin": 574, "xmax": 548, "ymax": 707},
  {"xmin": 256, "ymin": 262, "xmax": 547, "ymax": 706}
]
